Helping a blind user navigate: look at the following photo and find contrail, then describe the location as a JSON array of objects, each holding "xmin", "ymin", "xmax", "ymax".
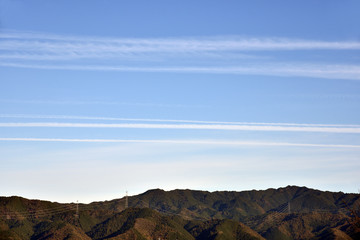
[
  {"xmin": 1, "ymin": 114, "xmax": 360, "ymax": 128},
  {"xmin": 2, "ymin": 31, "xmax": 360, "ymax": 52},
  {"xmin": 0, "ymin": 122, "xmax": 359, "ymax": 133},
  {"xmin": 0, "ymin": 137, "xmax": 359, "ymax": 148},
  {"xmin": 1, "ymin": 63, "xmax": 359, "ymax": 80},
  {"xmin": 2, "ymin": 31, "xmax": 360, "ymax": 80}
]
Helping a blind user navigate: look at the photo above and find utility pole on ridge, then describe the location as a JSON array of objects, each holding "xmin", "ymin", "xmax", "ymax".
[
  {"xmin": 75, "ymin": 200, "xmax": 79, "ymax": 219},
  {"xmin": 125, "ymin": 191, "xmax": 128, "ymax": 209}
]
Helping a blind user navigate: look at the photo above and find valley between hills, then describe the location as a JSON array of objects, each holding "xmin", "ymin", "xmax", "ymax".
[{"xmin": 1, "ymin": 186, "xmax": 359, "ymax": 240}]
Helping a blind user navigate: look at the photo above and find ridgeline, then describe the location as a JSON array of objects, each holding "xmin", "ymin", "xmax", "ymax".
[{"xmin": 1, "ymin": 186, "xmax": 359, "ymax": 239}]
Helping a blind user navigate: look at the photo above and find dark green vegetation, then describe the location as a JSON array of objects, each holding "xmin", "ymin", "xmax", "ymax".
[{"xmin": 0, "ymin": 186, "xmax": 359, "ymax": 239}]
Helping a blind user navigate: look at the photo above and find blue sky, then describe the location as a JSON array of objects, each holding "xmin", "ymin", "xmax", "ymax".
[{"xmin": 1, "ymin": 0, "xmax": 360, "ymax": 203}]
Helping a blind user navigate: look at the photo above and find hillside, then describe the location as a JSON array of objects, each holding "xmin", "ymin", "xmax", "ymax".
[{"xmin": 0, "ymin": 186, "xmax": 359, "ymax": 239}]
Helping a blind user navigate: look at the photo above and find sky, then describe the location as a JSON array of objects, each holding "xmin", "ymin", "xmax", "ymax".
[{"xmin": 1, "ymin": 0, "xmax": 360, "ymax": 203}]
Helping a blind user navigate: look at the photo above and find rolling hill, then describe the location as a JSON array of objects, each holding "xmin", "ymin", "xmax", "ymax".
[{"xmin": 0, "ymin": 186, "xmax": 359, "ymax": 239}]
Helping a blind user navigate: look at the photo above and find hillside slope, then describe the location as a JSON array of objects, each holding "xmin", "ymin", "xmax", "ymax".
[{"xmin": 1, "ymin": 186, "xmax": 359, "ymax": 239}]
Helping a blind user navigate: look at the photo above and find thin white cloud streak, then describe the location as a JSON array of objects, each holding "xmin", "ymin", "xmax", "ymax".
[
  {"xmin": 1, "ymin": 31, "xmax": 360, "ymax": 64},
  {"xmin": 1, "ymin": 114, "xmax": 360, "ymax": 128},
  {"xmin": 2, "ymin": 31, "xmax": 359, "ymax": 80},
  {"xmin": 1, "ymin": 62, "xmax": 360, "ymax": 80},
  {"xmin": 0, "ymin": 100, "xmax": 208, "ymax": 108},
  {"xmin": 0, "ymin": 52, "xmax": 262, "ymax": 62},
  {"xmin": 2, "ymin": 31, "xmax": 360, "ymax": 54},
  {"xmin": 1, "ymin": 122, "xmax": 360, "ymax": 133},
  {"xmin": 1, "ymin": 137, "xmax": 359, "ymax": 148}
]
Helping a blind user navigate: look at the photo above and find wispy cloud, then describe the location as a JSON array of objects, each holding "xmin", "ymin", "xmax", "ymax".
[
  {"xmin": 0, "ymin": 100, "xmax": 208, "ymax": 108},
  {"xmin": 2, "ymin": 30, "xmax": 359, "ymax": 80},
  {"xmin": 0, "ymin": 122, "xmax": 359, "ymax": 133},
  {"xmin": 1, "ymin": 62, "xmax": 360, "ymax": 80},
  {"xmin": 1, "ymin": 114, "xmax": 359, "ymax": 128},
  {"xmin": 2, "ymin": 31, "xmax": 360, "ymax": 56},
  {"xmin": 1, "ymin": 137, "xmax": 359, "ymax": 148}
]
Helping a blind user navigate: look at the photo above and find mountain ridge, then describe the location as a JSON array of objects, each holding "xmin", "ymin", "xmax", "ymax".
[{"xmin": 1, "ymin": 186, "xmax": 359, "ymax": 239}]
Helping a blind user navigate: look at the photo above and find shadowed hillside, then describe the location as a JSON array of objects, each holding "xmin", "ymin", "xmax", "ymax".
[{"xmin": 1, "ymin": 186, "xmax": 359, "ymax": 239}]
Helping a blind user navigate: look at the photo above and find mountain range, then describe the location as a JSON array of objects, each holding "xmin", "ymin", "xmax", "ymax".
[{"xmin": 1, "ymin": 186, "xmax": 359, "ymax": 239}]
